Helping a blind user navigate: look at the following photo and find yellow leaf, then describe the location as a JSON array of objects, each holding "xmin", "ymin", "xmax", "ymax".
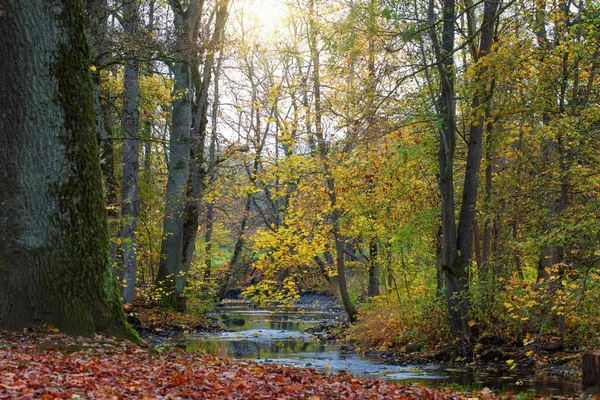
[{"xmin": 468, "ymin": 320, "xmax": 476, "ymax": 327}]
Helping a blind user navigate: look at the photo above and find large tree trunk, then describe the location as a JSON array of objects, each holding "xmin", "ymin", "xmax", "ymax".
[
  {"xmin": 86, "ymin": 0, "xmax": 119, "ymax": 264},
  {"xmin": 428, "ymin": 0, "xmax": 464, "ymax": 336},
  {"xmin": 0, "ymin": 0, "xmax": 136, "ymax": 339},
  {"xmin": 120, "ymin": 0, "xmax": 141, "ymax": 304}
]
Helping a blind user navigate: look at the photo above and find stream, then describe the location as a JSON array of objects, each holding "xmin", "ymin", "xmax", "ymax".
[{"xmin": 175, "ymin": 300, "xmax": 581, "ymax": 396}]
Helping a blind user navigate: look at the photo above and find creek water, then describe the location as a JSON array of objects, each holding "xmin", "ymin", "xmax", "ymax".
[{"xmin": 176, "ymin": 300, "xmax": 581, "ymax": 396}]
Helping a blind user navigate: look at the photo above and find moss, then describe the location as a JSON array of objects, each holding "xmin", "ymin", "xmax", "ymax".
[{"xmin": 46, "ymin": 0, "xmax": 139, "ymax": 342}]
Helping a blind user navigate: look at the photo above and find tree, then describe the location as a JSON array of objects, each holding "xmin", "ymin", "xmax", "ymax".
[
  {"xmin": 182, "ymin": 0, "xmax": 230, "ymax": 302},
  {"xmin": 425, "ymin": 0, "xmax": 500, "ymax": 338},
  {"xmin": 307, "ymin": 0, "xmax": 358, "ymax": 322},
  {"xmin": 0, "ymin": 0, "xmax": 136, "ymax": 338},
  {"xmin": 156, "ymin": 0, "xmax": 205, "ymax": 309},
  {"xmin": 120, "ymin": 0, "xmax": 142, "ymax": 304}
]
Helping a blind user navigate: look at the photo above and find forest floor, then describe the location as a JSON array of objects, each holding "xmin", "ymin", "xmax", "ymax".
[{"xmin": 0, "ymin": 330, "xmax": 517, "ymax": 399}]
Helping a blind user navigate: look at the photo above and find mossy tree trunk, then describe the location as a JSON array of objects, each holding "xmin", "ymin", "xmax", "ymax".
[
  {"xmin": 86, "ymin": 0, "xmax": 120, "ymax": 263},
  {"xmin": 367, "ymin": 241, "xmax": 380, "ymax": 297},
  {"xmin": 0, "ymin": 0, "xmax": 137, "ymax": 339}
]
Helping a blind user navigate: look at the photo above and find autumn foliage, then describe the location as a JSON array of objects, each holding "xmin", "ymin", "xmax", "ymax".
[
  {"xmin": 0, "ymin": 331, "xmax": 501, "ymax": 399},
  {"xmin": 87, "ymin": 0, "xmax": 600, "ymax": 358}
]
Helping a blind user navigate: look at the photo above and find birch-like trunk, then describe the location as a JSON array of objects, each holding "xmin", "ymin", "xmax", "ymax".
[{"xmin": 120, "ymin": 0, "xmax": 141, "ymax": 304}]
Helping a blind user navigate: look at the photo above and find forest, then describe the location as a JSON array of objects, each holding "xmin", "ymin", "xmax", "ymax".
[{"xmin": 0, "ymin": 0, "xmax": 599, "ymax": 397}]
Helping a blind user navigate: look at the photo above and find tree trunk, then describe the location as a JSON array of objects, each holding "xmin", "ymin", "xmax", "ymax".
[
  {"xmin": 120, "ymin": 0, "xmax": 141, "ymax": 304},
  {"xmin": 435, "ymin": 226, "xmax": 445, "ymax": 298},
  {"xmin": 156, "ymin": 7, "xmax": 197, "ymax": 310},
  {"xmin": 367, "ymin": 241, "xmax": 380, "ymax": 297},
  {"xmin": 582, "ymin": 351, "xmax": 600, "ymax": 388},
  {"xmin": 204, "ymin": 50, "xmax": 224, "ymax": 280},
  {"xmin": 0, "ymin": 0, "xmax": 136, "ymax": 339},
  {"xmin": 181, "ymin": 0, "xmax": 229, "ymax": 296},
  {"xmin": 86, "ymin": 0, "xmax": 119, "ymax": 264},
  {"xmin": 428, "ymin": 0, "xmax": 464, "ymax": 336},
  {"xmin": 428, "ymin": 0, "xmax": 499, "ymax": 338},
  {"xmin": 308, "ymin": 0, "xmax": 357, "ymax": 323},
  {"xmin": 455, "ymin": 0, "xmax": 499, "ymax": 289}
]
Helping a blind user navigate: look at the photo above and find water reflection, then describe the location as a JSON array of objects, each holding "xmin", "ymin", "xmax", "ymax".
[
  {"xmin": 185, "ymin": 335, "xmax": 326, "ymax": 360},
  {"xmin": 210, "ymin": 309, "xmax": 331, "ymax": 332}
]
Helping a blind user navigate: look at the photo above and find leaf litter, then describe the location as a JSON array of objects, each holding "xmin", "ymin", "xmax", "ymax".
[{"xmin": 0, "ymin": 331, "xmax": 505, "ymax": 399}]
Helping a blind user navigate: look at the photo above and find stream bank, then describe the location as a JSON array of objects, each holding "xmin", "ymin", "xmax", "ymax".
[{"xmin": 169, "ymin": 296, "xmax": 582, "ymax": 396}]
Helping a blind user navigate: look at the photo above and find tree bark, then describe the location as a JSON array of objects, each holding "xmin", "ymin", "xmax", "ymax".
[
  {"xmin": 428, "ymin": 0, "xmax": 464, "ymax": 336},
  {"xmin": 582, "ymin": 351, "xmax": 600, "ymax": 388},
  {"xmin": 456, "ymin": 0, "xmax": 499, "ymax": 284},
  {"xmin": 156, "ymin": 2, "xmax": 201, "ymax": 309},
  {"xmin": 0, "ymin": 0, "xmax": 136, "ymax": 339},
  {"xmin": 120, "ymin": 0, "xmax": 141, "ymax": 304},
  {"xmin": 86, "ymin": 0, "xmax": 119, "ymax": 264},
  {"xmin": 367, "ymin": 241, "xmax": 380, "ymax": 297}
]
